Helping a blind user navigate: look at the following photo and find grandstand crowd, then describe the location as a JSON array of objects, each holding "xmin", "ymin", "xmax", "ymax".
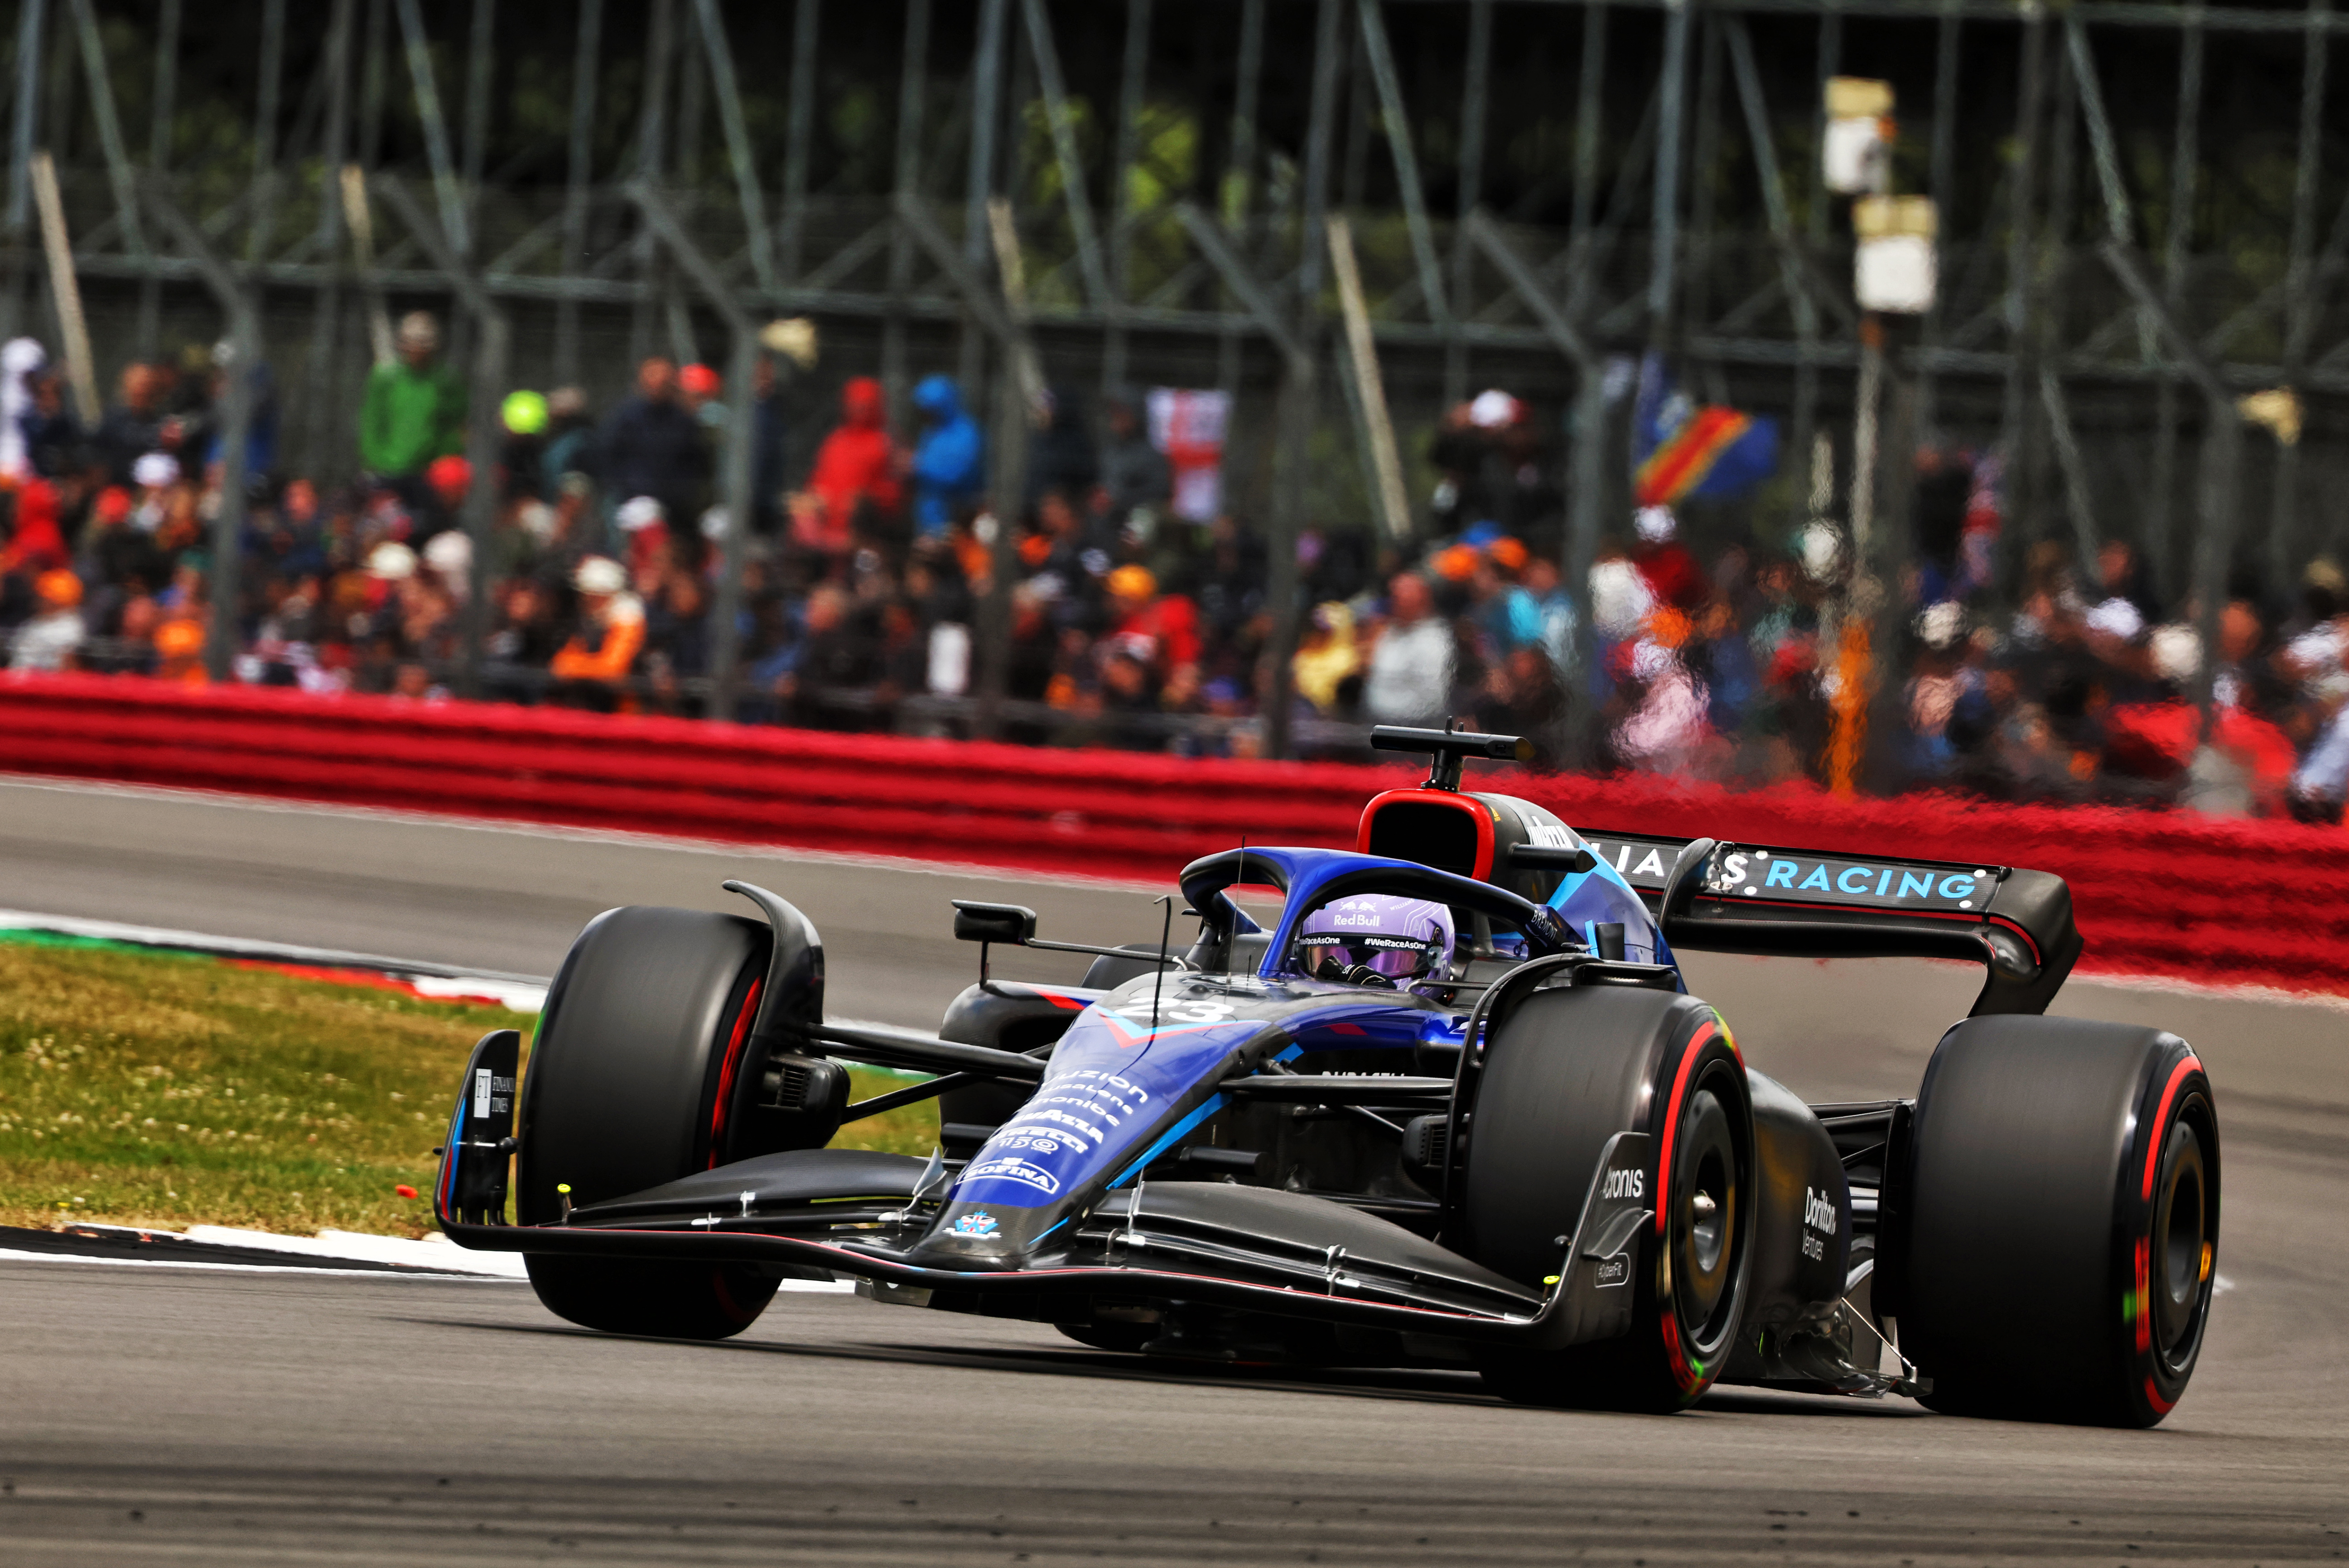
[{"xmin": 3, "ymin": 312, "xmax": 2348, "ymax": 819}]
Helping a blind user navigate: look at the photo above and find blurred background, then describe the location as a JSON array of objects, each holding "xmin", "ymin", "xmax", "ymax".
[{"xmin": 2, "ymin": 0, "xmax": 2348, "ymax": 814}]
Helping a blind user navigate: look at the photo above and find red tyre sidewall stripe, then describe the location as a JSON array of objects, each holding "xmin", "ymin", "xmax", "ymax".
[
  {"xmin": 707, "ymin": 976, "xmax": 763, "ymax": 1169},
  {"xmin": 2141, "ymin": 1054, "xmax": 2202, "ymax": 1203},
  {"xmin": 1652, "ymin": 1016, "xmax": 1718, "ymax": 1394},
  {"xmin": 1653, "ymin": 1018, "xmax": 1717, "ymax": 1237},
  {"xmin": 2132, "ymin": 1049, "xmax": 2204, "ymax": 1419}
]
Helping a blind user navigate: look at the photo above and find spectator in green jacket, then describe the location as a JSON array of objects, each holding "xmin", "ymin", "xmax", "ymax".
[{"xmin": 358, "ymin": 312, "xmax": 466, "ymax": 481}]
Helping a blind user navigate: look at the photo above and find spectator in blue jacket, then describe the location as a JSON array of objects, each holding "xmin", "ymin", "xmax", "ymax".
[{"xmin": 909, "ymin": 374, "xmax": 984, "ymax": 538}]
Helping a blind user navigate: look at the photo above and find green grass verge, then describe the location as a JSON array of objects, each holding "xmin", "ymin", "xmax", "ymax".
[{"xmin": 0, "ymin": 935, "xmax": 939, "ymax": 1237}]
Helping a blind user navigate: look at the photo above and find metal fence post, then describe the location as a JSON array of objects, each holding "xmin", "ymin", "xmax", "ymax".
[
  {"xmin": 628, "ymin": 183, "xmax": 761, "ymax": 721},
  {"xmin": 139, "ymin": 176, "xmax": 254, "ymax": 689},
  {"xmin": 2, "ymin": 0, "xmax": 46, "ymax": 341},
  {"xmin": 1263, "ymin": 0, "xmax": 1346, "ymax": 765}
]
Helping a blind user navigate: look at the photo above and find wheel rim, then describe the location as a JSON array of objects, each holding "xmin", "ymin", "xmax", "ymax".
[
  {"xmin": 2152, "ymin": 1119, "xmax": 2209, "ymax": 1357},
  {"xmin": 1671, "ymin": 1084, "xmax": 1741, "ymax": 1340}
]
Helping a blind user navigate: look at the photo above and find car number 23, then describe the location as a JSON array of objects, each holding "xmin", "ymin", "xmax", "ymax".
[{"xmin": 1109, "ymin": 997, "xmax": 1236, "ymax": 1026}]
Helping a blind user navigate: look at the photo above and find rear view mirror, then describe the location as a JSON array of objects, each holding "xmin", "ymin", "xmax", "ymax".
[
  {"xmin": 1507, "ymin": 844, "xmax": 1597, "ymax": 875},
  {"xmin": 951, "ymin": 901, "xmax": 1038, "ymax": 946}
]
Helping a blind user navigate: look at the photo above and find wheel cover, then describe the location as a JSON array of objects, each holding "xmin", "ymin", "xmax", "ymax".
[
  {"xmin": 2151, "ymin": 1119, "xmax": 2209, "ymax": 1360},
  {"xmin": 1658, "ymin": 1053, "xmax": 1754, "ymax": 1375},
  {"xmin": 1671, "ymin": 1086, "xmax": 1740, "ymax": 1339}
]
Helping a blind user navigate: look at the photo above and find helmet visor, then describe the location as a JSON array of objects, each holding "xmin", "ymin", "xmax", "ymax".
[{"xmin": 1296, "ymin": 931, "xmax": 1442, "ymax": 981}]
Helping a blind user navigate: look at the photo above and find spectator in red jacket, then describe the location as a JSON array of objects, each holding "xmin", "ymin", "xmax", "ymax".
[
  {"xmin": 1632, "ymin": 504, "xmax": 1707, "ymax": 610},
  {"xmin": 1106, "ymin": 564, "xmax": 1201, "ymax": 683},
  {"xmin": 806, "ymin": 377, "xmax": 901, "ymax": 558},
  {"xmin": 1, "ymin": 478, "xmax": 68, "ymax": 577}
]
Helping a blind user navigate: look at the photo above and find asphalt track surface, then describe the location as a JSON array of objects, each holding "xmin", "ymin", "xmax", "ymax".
[{"xmin": 1, "ymin": 775, "xmax": 2345, "ymax": 1565}]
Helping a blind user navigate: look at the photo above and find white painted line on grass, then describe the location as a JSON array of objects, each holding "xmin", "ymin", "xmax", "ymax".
[{"xmin": 0, "ymin": 906, "xmax": 549, "ymax": 1011}]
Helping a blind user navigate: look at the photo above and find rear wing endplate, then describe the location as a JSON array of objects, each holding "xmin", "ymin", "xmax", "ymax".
[{"xmin": 1577, "ymin": 832, "xmax": 2083, "ymax": 1016}]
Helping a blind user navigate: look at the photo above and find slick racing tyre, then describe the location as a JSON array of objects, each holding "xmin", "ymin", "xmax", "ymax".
[
  {"xmin": 523, "ymin": 1254, "xmax": 781, "ymax": 1341},
  {"xmin": 516, "ymin": 906, "xmax": 784, "ymax": 1340},
  {"xmin": 1464, "ymin": 985, "xmax": 1755, "ymax": 1413},
  {"xmin": 1892, "ymin": 1016, "xmax": 2217, "ymax": 1427}
]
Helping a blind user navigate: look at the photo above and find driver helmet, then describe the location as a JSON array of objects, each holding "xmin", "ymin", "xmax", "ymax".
[{"xmin": 1296, "ymin": 895, "xmax": 1456, "ymax": 988}]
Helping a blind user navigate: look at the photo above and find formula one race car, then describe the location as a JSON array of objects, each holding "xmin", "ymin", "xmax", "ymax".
[{"xmin": 436, "ymin": 726, "xmax": 2218, "ymax": 1426}]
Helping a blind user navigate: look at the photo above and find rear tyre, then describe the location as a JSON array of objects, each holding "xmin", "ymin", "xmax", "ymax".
[
  {"xmin": 1464, "ymin": 985, "xmax": 1755, "ymax": 1413},
  {"xmin": 1894, "ymin": 1015, "xmax": 2217, "ymax": 1427},
  {"xmin": 516, "ymin": 906, "xmax": 785, "ymax": 1340}
]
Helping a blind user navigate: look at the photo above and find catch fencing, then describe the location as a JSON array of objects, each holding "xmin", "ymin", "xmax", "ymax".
[{"xmin": 2, "ymin": 672, "xmax": 2339, "ymax": 996}]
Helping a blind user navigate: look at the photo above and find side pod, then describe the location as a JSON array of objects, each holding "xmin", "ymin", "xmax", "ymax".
[{"xmin": 437, "ymin": 1029, "xmax": 521, "ymax": 1227}]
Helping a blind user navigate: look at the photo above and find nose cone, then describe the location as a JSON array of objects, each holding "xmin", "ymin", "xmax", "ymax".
[{"xmin": 903, "ymin": 1201, "xmax": 1060, "ymax": 1272}]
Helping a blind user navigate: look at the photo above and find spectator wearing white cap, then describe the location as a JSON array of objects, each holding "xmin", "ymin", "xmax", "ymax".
[
  {"xmin": 130, "ymin": 452, "xmax": 181, "ymax": 538},
  {"xmin": 549, "ymin": 555, "xmax": 645, "ymax": 710},
  {"xmin": 364, "ymin": 541, "xmax": 417, "ymax": 582},
  {"xmin": 422, "ymin": 530, "xmax": 473, "ymax": 604},
  {"xmin": 1426, "ymin": 391, "xmax": 1517, "ymax": 539}
]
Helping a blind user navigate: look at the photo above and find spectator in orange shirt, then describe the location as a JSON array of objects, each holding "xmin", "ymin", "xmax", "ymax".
[
  {"xmin": 152, "ymin": 613, "xmax": 207, "ymax": 685},
  {"xmin": 550, "ymin": 555, "xmax": 645, "ymax": 711}
]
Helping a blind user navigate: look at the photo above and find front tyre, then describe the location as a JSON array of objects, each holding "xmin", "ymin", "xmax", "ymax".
[
  {"xmin": 1464, "ymin": 986, "xmax": 1755, "ymax": 1412},
  {"xmin": 524, "ymin": 1255, "xmax": 781, "ymax": 1340},
  {"xmin": 515, "ymin": 905, "xmax": 784, "ymax": 1340},
  {"xmin": 1893, "ymin": 1015, "xmax": 2218, "ymax": 1426}
]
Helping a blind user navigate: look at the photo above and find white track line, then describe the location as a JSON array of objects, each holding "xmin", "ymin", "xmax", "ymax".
[
  {"xmin": 0, "ymin": 1250, "xmax": 849, "ymax": 1289},
  {"xmin": 0, "ymin": 772, "xmax": 1170, "ymax": 892},
  {"xmin": 0, "ymin": 1245, "xmax": 512, "ymax": 1279}
]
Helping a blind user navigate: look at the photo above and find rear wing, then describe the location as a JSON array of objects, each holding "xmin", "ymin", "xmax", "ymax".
[{"xmin": 1577, "ymin": 832, "xmax": 2083, "ymax": 1016}]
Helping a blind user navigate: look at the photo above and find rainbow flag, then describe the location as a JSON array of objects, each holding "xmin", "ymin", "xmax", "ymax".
[{"xmin": 1631, "ymin": 356, "xmax": 1780, "ymax": 507}]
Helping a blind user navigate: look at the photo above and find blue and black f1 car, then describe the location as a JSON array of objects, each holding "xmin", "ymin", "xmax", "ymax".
[{"xmin": 436, "ymin": 726, "xmax": 2218, "ymax": 1425}]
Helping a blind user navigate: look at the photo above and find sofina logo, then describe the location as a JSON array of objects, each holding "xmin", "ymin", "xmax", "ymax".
[{"xmin": 964, "ymin": 1158, "xmax": 1061, "ymax": 1196}]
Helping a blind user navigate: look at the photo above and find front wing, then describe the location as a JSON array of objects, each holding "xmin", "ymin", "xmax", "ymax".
[{"xmin": 437, "ymin": 1028, "xmax": 1653, "ymax": 1349}]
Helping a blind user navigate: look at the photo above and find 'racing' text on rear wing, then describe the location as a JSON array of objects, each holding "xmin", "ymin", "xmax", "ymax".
[{"xmin": 1577, "ymin": 832, "xmax": 2083, "ymax": 1016}]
